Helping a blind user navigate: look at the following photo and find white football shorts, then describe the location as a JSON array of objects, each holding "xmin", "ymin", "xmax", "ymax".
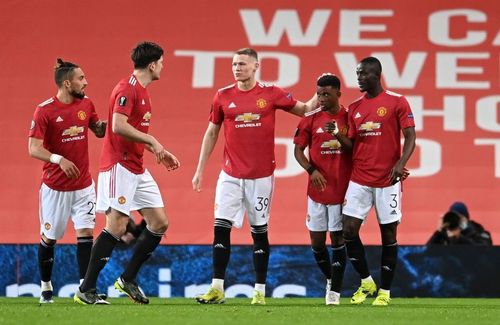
[
  {"xmin": 306, "ymin": 196, "xmax": 343, "ymax": 232},
  {"xmin": 214, "ymin": 170, "xmax": 274, "ymax": 229},
  {"xmin": 342, "ymin": 180, "xmax": 402, "ymax": 224},
  {"xmin": 39, "ymin": 182, "xmax": 96, "ymax": 240},
  {"xmin": 97, "ymin": 163, "xmax": 164, "ymax": 216}
]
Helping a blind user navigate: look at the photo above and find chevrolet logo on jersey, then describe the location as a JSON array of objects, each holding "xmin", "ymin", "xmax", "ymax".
[
  {"xmin": 143, "ymin": 112, "xmax": 152, "ymax": 121},
  {"xmin": 360, "ymin": 121, "xmax": 381, "ymax": 131},
  {"xmin": 321, "ymin": 140, "xmax": 341, "ymax": 150},
  {"xmin": 62, "ymin": 126, "xmax": 84, "ymax": 137},
  {"xmin": 235, "ymin": 113, "xmax": 260, "ymax": 123}
]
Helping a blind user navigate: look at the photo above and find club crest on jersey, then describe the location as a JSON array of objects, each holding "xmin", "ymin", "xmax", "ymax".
[
  {"xmin": 377, "ymin": 107, "xmax": 387, "ymax": 117},
  {"xmin": 44, "ymin": 223, "xmax": 51, "ymax": 230},
  {"xmin": 77, "ymin": 110, "xmax": 86, "ymax": 120},
  {"xmin": 118, "ymin": 96, "xmax": 127, "ymax": 107},
  {"xmin": 256, "ymin": 98, "xmax": 267, "ymax": 109},
  {"xmin": 118, "ymin": 196, "xmax": 126, "ymax": 204}
]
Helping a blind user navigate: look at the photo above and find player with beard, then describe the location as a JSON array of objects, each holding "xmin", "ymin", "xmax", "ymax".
[
  {"xmin": 75, "ymin": 41, "xmax": 180, "ymax": 305},
  {"xmin": 332, "ymin": 57, "xmax": 416, "ymax": 306},
  {"xmin": 28, "ymin": 58, "xmax": 106, "ymax": 304}
]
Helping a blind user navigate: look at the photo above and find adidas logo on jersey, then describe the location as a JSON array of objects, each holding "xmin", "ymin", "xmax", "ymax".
[
  {"xmin": 228, "ymin": 102, "xmax": 237, "ymax": 108},
  {"xmin": 141, "ymin": 99, "xmax": 145, "ymax": 105},
  {"xmin": 355, "ymin": 112, "xmax": 362, "ymax": 119},
  {"xmin": 56, "ymin": 116, "xmax": 63, "ymax": 122},
  {"xmin": 316, "ymin": 127, "xmax": 325, "ymax": 133}
]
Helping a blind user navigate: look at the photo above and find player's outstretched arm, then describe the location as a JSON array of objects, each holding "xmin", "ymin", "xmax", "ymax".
[
  {"xmin": 90, "ymin": 120, "xmax": 107, "ymax": 138},
  {"xmin": 112, "ymin": 112, "xmax": 166, "ymax": 163},
  {"xmin": 289, "ymin": 93, "xmax": 318, "ymax": 117},
  {"xmin": 192, "ymin": 122, "xmax": 221, "ymax": 192},
  {"xmin": 28, "ymin": 137, "xmax": 80, "ymax": 178}
]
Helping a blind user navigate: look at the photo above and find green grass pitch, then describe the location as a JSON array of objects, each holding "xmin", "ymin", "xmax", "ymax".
[{"xmin": 0, "ymin": 297, "xmax": 499, "ymax": 325}]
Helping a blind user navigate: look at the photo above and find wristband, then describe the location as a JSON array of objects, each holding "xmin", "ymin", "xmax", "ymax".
[
  {"xmin": 49, "ymin": 154, "xmax": 63, "ymax": 165},
  {"xmin": 306, "ymin": 165, "xmax": 316, "ymax": 175},
  {"xmin": 332, "ymin": 127, "xmax": 339, "ymax": 135}
]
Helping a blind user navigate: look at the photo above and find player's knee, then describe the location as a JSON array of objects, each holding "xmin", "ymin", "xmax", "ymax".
[
  {"xmin": 311, "ymin": 243, "xmax": 326, "ymax": 253},
  {"xmin": 342, "ymin": 227, "xmax": 358, "ymax": 241},
  {"xmin": 154, "ymin": 219, "xmax": 168, "ymax": 234},
  {"xmin": 331, "ymin": 234, "xmax": 345, "ymax": 247}
]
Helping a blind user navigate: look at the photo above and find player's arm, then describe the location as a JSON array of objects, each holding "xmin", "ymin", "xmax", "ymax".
[
  {"xmin": 325, "ymin": 121, "xmax": 353, "ymax": 151},
  {"xmin": 112, "ymin": 112, "xmax": 165, "ymax": 163},
  {"xmin": 294, "ymin": 144, "xmax": 327, "ymax": 192},
  {"xmin": 89, "ymin": 120, "xmax": 107, "ymax": 138},
  {"xmin": 390, "ymin": 126, "xmax": 416, "ymax": 184},
  {"xmin": 28, "ymin": 137, "xmax": 80, "ymax": 178},
  {"xmin": 144, "ymin": 144, "xmax": 180, "ymax": 171},
  {"xmin": 288, "ymin": 93, "xmax": 318, "ymax": 117},
  {"xmin": 192, "ymin": 122, "xmax": 221, "ymax": 192}
]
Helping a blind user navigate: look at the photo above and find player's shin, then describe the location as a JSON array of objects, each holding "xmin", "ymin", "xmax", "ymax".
[
  {"xmin": 380, "ymin": 242, "xmax": 398, "ymax": 290},
  {"xmin": 251, "ymin": 224, "xmax": 270, "ymax": 286},
  {"xmin": 213, "ymin": 219, "xmax": 232, "ymax": 280}
]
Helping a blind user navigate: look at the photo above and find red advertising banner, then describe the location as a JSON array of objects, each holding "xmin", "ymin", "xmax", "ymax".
[{"xmin": 0, "ymin": 0, "xmax": 498, "ymax": 244}]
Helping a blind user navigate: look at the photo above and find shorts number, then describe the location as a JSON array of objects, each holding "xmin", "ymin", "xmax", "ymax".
[
  {"xmin": 255, "ymin": 196, "xmax": 269, "ymax": 212},
  {"xmin": 87, "ymin": 201, "xmax": 96, "ymax": 215},
  {"xmin": 389, "ymin": 194, "xmax": 398, "ymax": 208}
]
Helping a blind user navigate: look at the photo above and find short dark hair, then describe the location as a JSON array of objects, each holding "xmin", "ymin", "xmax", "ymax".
[
  {"xmin": 131, "ymin": 41, "xmax": 164, "ymax": 69},
  {"xmin": 54, "ymin": 58, "xmax": 79, "ymax": 87},
  {"xmin": 360, "ymin": 56, "xmax": 382, "ymax": 76},
  {"xmin": 317, "ymin": 74, "xmax": 341, "ymax": 90},
  {"xmin": 235, "ymin": 48, "xmax": 258, "ymax": 61},
  {"xmin": 443, "ymin": 212, "xmax": 461, "ymax": 230}
]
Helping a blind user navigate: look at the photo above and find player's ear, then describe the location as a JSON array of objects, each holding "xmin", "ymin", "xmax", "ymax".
[
  {"xmin": 63, "ymin": 79, "xmax": 71, "ymax": 89},
  {"xmin": 337, "ymin": 90, "xmax": 342, "ymax": 98},
  {"xmin": 254, "ymin": 61, "xmax": 259, "ymax": 71}
]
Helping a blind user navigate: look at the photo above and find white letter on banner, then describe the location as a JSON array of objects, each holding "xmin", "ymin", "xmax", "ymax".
[
  {"xmin": 240, "ymin": 9, "xmax": 331, "ymax": 46},
  {"xmin": 409, "ymin": 139, "xmax": 442, "ymax": 177},
  {"xmin": 339, "ymin": 10, "xmax": 393, "ymax": 46},
  {"xmin": 185, "ymin": 284, "xmax": 210, "ymax": 298},
  {"xmin": 474, "ymin": 139, "xmax": 500, "ymax": 177},
  {"xmin": 158, "ymin": 268, "xmax": 171, "ymax": 298},
  {"xmin": 273, "ymin": 284, "xmax": 306, "ymax": 297},
  {"xmin": 6, "ymin": 283, "xmax": 39, "ymax": 297},
  {"xmin": 174, "ymin": 50, "xmax": 233, "ymax": 88},
  {"xmin": 407, "ymin": 96, "xmax": 465, "ymax": 132},
  {"xmin": 436, "ymin": 52, "xmax": 490, "ymax": 89},
  {"xmin": 256, "ymin": 52, "xmax": 299, "ymax": 88},
  {"xmin": 476, "ymin": 96, "xmax": 500, "ymax": 132},
  {"xmin": 274, "ymin": 137, "xmax": 303, "ymax": 178},
  {"xmin": 334, "ymin": 52, "xmax": 426, "ymax": 89},
  {"xmin": 429, "ymin": 9, "xmax": 487, "ymax": 46}
]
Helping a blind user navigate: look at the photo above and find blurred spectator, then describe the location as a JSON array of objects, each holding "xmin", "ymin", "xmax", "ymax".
[
  {"xmin": 427, "ymin": 211, "xmax": 475, "ymax": 245},
  {"xmin": 449, "ymin": 201, "xmax": 492, "ymax": 245}
]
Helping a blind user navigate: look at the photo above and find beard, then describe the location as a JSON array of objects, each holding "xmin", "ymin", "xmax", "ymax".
[{"xmin": 69, "ymin": 89, "xmax": 85, "ymax": 99}]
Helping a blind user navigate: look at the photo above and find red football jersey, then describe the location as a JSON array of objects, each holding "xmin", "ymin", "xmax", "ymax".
[
  {"xmin": 347, "ymin": 90, "xmax": 415, "ymax": 187},
  {"xmin": 210, "ymin": 82, "xmax": 297, "ymax": 179},
  {"xmin": 99, "ymin": 75, "xmax": 152, "ymax": 174},
  {"xmin": 29, "ymin": 96, "xmax": 98, "ymax": 191},
  {"xmin": 294, "ymin": 107, "xmax": 352, "ymax": 205}
]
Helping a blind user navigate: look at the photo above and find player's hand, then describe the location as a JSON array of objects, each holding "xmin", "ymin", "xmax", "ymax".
[
  {"xmin": 192, "ymin": 172, "xmax": 203, "ymax": 192},
  {"xmin": 96, "ymin": 120, "xmax": 107, "ymax": 138},
  {"xmin": 401, "ymin": 168, "xmax": 410, "ymax": 181},
  {"xmin": 160, "ymin": 150, "xmax": 180, "ymax": 171},
  {"xmin": 310, "ymin": 170, "xmax": 327, "ymax": 192},
  {"xmin": 59, "ymin": 158, "xmax": 80, "ymax": 179},
  {"xmin": 325, "ymin": 120, "xmax": 338, "ymax": 136},
  {"xmin": 150, "ymin": 137, "xmax": 166, "ymax": 163},
  {"xmin": 389, "ymin": 162, "xmax": 406, "ymax": 185}
]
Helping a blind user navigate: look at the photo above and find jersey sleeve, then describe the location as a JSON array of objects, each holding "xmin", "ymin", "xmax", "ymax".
[
  {"xmin": 87, "ymin": 99, "xmax": 99, "ymax": 125},
  {"xmin": 293, "ymin": 116, "xmax": 311, "ymax": 148},
  {"xmin": 273, "ymin": 86, "xmax": 297, "ymax": 111},
  {"xmin": 397, "ymin": 96, "xmax": 415, "ymax": 129},
  {"xmin": 209, "ymin": 91, "xmax": 224, "ymax": 124},
  {"xmin": 112, "ymin": 84, "xmax": 136, "ymax": 117},
  {"xmin": 28, "ymin": 106, "xmax": 48, "ymax": 139},
  {"xmin": 347, "ymin": 105, "xmax": 356, "ymax": 139}
]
